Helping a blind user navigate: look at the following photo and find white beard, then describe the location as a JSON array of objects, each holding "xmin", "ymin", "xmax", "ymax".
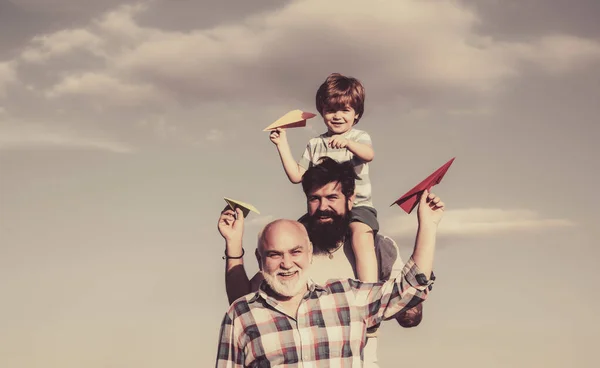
[{"xmin": 262, "ymin": 270, "xmax": 309, "ymax": 298}]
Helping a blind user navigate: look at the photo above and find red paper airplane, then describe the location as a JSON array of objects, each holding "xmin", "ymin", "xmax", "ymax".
[{"xmin": 391, "ymin": 157, "xmax": 455, "ymax": 214}]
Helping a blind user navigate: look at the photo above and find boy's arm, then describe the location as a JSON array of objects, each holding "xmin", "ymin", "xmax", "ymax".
[
  {"xmin": 269, "ymin": 128, "xmax": 306, "ymax": 183},
  {"xmin": 346, "ymin": 140, "xmax": 374, "ymax": 162},
  {"xmin": 329, "ymin": 131, "xmax": 374, "ymax": 162}
]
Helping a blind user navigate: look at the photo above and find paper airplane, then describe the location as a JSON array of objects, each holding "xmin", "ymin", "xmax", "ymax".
[
  {"xmin": 391, "ymin": 158, "xmax": 455, "ymax": 214},
  {"xmin": 224, "ymin": 197, "xmax": 260, "ymax": 218},
  {"xmin": 263, "ymin": 109, "xmax": 317, "ymax": 131}
]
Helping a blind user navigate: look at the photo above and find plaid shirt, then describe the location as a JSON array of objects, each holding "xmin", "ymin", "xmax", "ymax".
[{"xmin": 215, "ymin": 257, "xmax": 434, "ymax": 367}]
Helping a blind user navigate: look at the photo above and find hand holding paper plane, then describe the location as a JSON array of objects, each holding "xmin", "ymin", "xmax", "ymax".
[
  {"xmin": 224, "ymin": 197, "xmax": 260, "ymax": 218},
  {"xmin": 263, "ymin": 109, "xmax": 316, "ymax": 131},
  {"xmin": 391, "ymin": 158, "xmax": 455, "ymax": 214}
]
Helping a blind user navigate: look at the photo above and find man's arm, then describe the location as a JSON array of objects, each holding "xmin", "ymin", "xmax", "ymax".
[
  {"xmin": 215, "ymin": 308, "xmax": 244, "ymax": 367},
  {"xmin": 269, "ymin": 128, "xmax": 307, "ymax": 183},
  {"xmin": 219, "ymin": 207, "xmax": 259, "ymax": 304},
  {"xmin": 358, "ymin": 190, "xmax": 444, "ymax": 327},
  {"xmin": 377, "ymin": 234, "xmax": 424, "ymax": 327},
  {"xmin": 411, "ymin": 189, "xmax": 444, "ymax": 278}
]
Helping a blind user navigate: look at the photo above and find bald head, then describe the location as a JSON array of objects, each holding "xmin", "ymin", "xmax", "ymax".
[
  {"xmin": 257, "ymin": 219, "xmax": 312, "ymax": 257},
  {"xmin": 257, "ymin": 219, "xmax": 313, "ymax": 299}
]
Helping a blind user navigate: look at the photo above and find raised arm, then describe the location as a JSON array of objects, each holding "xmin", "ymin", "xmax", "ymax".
[
  {"xmin": 269, "ymin": 128, "xmax": 306, "ymax": 183},
  {"xmin": 377, "ymin": 234, "xmax": 424, "ymax": 328},
  {"xmin": 356, "ymin": 190, "xmax": 444, "ymax": 327},
  {"xmin": 391, "ymin": 190, "xmax": 443, "ymax": 326},
  {"xmin": 411, "ymin": 189, "xmax": 444, "ymax": 278},
  {"xmin": 218, "ymin": 207, "xmax": 255, "ymax": 304}
]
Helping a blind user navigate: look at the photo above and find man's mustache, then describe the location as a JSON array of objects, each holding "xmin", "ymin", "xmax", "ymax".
[{"xmin": 313, "ymin": 210, "xmax": 338, "ymax": 218}]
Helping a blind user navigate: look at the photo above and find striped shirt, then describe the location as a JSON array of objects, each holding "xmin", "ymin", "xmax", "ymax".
[
  {"xmin": 298, "ymin": 128, "xmax": 373, "ymax": 208},
  {"xmin": 215, "ymin": 257, "xmax": 433, "ymax": 367}
]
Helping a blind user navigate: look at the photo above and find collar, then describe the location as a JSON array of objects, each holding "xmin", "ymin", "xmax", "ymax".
[{"xmin": 321, "ymin": 128, "xmax": 355, "ymax": 139}]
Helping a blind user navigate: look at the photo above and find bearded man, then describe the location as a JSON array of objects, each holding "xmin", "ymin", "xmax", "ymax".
[{"xmin": 218, "ymin": 157, "xmax": 435, "ymax": 366}]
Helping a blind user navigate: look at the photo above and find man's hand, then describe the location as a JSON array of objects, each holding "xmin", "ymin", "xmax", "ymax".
[
  {"xmin": 328, "ymin": 135, "xmax": 349, "ymax": 149},
  {"xmin": 269, "ymin": 128, "xmax": 288, "ymax": 146},
  {"xmin": 417, "ymin": 189, "xmax": 445, "ymax": 227},
  {"xmin": 218, "ymin": 207, "xmax": 244, "ymax": 244},
  {"xmin": 395, "ymin": 304, "xmax": 423, "ymax": 328}
]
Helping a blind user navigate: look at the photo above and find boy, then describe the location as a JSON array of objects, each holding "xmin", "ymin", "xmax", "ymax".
[{"xmin": 269, "ymin": 73, "xmax": 378, "ymax": 282}]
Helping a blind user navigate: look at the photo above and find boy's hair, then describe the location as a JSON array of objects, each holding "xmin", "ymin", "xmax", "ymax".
[
  {"xmin": 315, "ymin": 73, "xmax": 365, "ymax": 124},
  {"xmin": 301, "ymin": 157, "xmax": 359, "ymax": 199}
]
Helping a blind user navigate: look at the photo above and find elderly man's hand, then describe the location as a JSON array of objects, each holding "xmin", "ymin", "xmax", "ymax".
[
  {"xmin": 417, "ymin": 189, "xmax": 445, "ymax": 227},
  {"xmin": 218, "ymin": 207, "xmax": 244, "ymax": 245}
]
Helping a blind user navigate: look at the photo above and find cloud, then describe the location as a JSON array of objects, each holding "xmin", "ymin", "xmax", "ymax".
[
  {"xmin": 10, "ymin": 0, "xmax": 599, "ymax": 109},
  {"xmin": 0, "ymin": 62, "xmax": 17, "ymax": 97},
  {"xmin": 3, "ymin": 0, "xmax": 600, "ymax": 150},
  {"xmin": 45, "ymin": 72, "xmax": 169, "ymax": 108},
  {"xmin": 381, "ymin": 208, "xmax": 576, "ymax": 238},
  {"xmin": 446, "ymin": 106, "xmax": 494, "ymax": 117},
  {"xmin": 20, "ymin": 29, "xmax": 106, "ymax": 63},
  {"xmin": 205, "ymin": 129, "xmax": 224, "ymax": 142},
  {"xmin": 245, "ymin": 215, "xmax": 274, "ymax": 228},
  {"xmin": 521, "ymin": 35, "xmax": 600, "ymax": 73},
  {"xmin": 0, "ymin": 121, "xmax": 133, "ymax": 153}
]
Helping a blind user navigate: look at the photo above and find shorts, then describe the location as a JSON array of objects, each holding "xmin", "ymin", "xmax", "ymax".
[
  {"xmin": 350, "ymin": 206, "xmax": 379, "ymax": 235},
  {"xmin": 297, "ymin": 206, "xmax": 379, "ymax": 235}
]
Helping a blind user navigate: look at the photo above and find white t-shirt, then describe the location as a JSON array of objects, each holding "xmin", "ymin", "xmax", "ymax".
[{"xmin": 308, "ymin": 233, "xmax": 405, "ymax": 368}]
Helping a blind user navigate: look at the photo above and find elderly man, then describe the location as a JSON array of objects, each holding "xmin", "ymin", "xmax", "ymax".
[
  {"xmin": 215, "ymin": 166, "xmax": 444, "ymax": 366},
  {"xmin": 220, "ymin": 157, "xmax": 428, "ymax": 366}
]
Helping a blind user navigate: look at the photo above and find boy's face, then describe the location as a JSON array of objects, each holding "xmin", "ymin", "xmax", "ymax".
[{"xmin": 322, "ymin": 105, "xmax": 359, "ymax": 135}]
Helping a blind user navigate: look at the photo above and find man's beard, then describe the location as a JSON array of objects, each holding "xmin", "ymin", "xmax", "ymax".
[
  {"xmin": 306, "ymin": 207, "xmax": 351, "ymax": 253},
  {"xmin": 262, "ymin": 269, "xmax": 309, "ymax": 298}
]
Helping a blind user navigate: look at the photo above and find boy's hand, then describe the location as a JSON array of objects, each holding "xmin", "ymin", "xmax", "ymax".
[
  {"xmin": 417, "ymin": 189, "xmax": 445, "ymax": 227},
  {"xmin": 328, "ymin": 135, "xmax": 349, "ymax": 149},
  {"xmin": 218, "ymin": 207, "xmax": 244, "ymax": 244},
  {"xmin": 269, "ymin": 128, "xmax": 287, "ymax": 146}
]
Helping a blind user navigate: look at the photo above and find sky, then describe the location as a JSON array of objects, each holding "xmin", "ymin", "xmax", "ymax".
[{"xmin": 0, "ymin": 0, "xmax": 599, "ymax": 367}]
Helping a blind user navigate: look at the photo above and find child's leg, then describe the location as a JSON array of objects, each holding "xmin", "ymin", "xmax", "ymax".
[{"xmin": 350, "ymin": 221, "xmax": 378, "ymax": 283}]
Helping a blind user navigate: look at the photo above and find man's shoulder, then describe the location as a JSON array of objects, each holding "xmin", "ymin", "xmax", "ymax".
[
  {"xmin": 227, "ymin": 291, "xmax": 260, "ymax": 316},
  {"xmin": 319, "ymin": 277, "xmax": 360, "ymax": 292}
]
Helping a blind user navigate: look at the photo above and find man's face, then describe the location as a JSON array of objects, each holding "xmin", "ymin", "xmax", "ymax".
[
  {"xmin": 305, "ymin": 181, "xmax": 354, "ymax": 252},
  {"xmin": 260, "ymin": 221, "xmax": 312, "ymax": 298},
  {"xmin": 306, "ymin": 181, "xmax": 353, "ymax": 220}
]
